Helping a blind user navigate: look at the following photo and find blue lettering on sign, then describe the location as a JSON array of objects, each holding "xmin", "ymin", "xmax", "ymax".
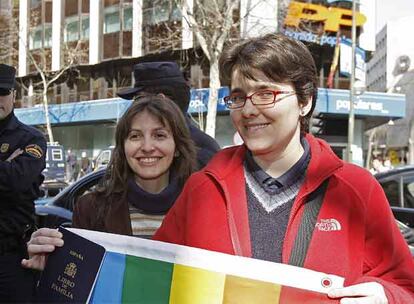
[
  {"xmin": 188, "ymin": 87, "xmax": 229, "ymax": 114},
  {"xmin": 283, "ymin": 29, "xmax": 340, "ymax": 47}
]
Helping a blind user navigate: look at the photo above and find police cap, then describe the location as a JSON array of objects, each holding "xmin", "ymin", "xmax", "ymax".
[
  {"xmin": 117, "ymin": 62, "xmax": 187, "ymax": 100},
  {"xmin": 0, "ymin": 64, "xmax": 16, "ymax": 89}
]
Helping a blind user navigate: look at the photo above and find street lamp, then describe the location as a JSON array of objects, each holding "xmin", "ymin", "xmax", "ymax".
[{"xmin": 346, "ymin": 0, "xmax": 357, "ymax": 163}]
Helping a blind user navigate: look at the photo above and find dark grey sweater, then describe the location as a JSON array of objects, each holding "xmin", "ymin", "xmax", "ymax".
[{"xmin": 244, "ymin": 139, "xmax": 310, "ymax": 263}]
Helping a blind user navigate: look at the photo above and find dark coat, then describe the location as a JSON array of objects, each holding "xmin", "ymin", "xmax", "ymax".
[
  {"xmin": 187, "ymin": 118, "xmax": 220, "ymax": 169},
  {"xmin": 0, "ymin": 113, "xmax": 46, "ymax": 247}
]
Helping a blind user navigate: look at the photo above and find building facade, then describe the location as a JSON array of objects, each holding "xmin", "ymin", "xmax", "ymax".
[
  {"xmin": 0, "ymin": 0, "xmax": 406, "ymax": 167},
  {"xmin": 366, "ymin": 15, "xmax": 414, "ymax": 165}
]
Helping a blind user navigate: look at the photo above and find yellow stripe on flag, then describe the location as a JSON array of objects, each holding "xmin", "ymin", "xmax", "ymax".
[
  {"xmin": 169, "ymin": 264, "xmax": 225, "ymax": 304},
  {"xmin": 223, "ymin": 275, "xmax": 281, "ymax": 304}
]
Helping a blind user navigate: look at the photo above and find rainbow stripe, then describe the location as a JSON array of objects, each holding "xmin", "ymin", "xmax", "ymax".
[{"xmin": 70, "ymin": 229, "xmax": 344, "ymax": 303}]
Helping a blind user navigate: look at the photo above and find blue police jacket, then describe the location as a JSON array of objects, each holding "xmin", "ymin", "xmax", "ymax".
[{"xmin": 0, "ymin": 112, "xmax": 46, "ymax": 240}]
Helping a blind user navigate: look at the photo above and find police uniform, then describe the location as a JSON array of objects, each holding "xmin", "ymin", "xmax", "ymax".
[{"xmin": 0, "ymin": 64, "xmax": 46, "ymax": 302}]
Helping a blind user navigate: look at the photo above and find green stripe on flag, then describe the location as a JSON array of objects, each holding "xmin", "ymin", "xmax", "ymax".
[{"xmin": 122, "ymin": 255, "xmax": 173, "ymax": 303}]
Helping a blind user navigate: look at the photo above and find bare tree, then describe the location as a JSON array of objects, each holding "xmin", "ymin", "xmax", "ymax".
[
  {"xmin": 0, "ymin": 6, "xmax": 18, "ymax": 64},
  {"xmin": 174, "ymin": 0, "xmax": 283, "ymax": 137},
  {"xmin": 25, "ymin": 42, "xmax": 81, "ymax": 143},
  {"xmin": 174, "ymin": 0, "xmax": 240, "ymax": 138},
  {"xmin": 3, "ymin": 5, "xmax": 84, "ymax": 143}
]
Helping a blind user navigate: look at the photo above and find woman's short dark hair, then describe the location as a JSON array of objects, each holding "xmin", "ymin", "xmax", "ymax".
[
  {"xmin": 219, "ymin": 33, "xmax": 318, "ymax": 133},
  {"xmin": 101, "ymin": 95, "xmax": 197, "ymax": 197}
]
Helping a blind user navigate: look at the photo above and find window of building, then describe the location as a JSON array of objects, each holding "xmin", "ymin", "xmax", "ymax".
[
  {"xmin": 124, "ymin": 6, "xmax": 133, "ymax": 31},
  {"xmin": 44, "ymin": 24, "xmax": 52, "ymax": 48},
  {"xmin": 143, "ymin": 0, "xmax": 181, "ymax": 26},
  {"xmin": 142, "ymin": 0, "xmax": 182, "ymax": 53},
  {"xmin": 31, "ymin": 0, "xmax": 41, "ymax": 8},
  {"xmin": 65, "ymin": 16, "xmax": 79, "ymax": 42},
  {"xmin": 81, "ymin": 16, "xmax": 90, "ymax": 39},
  {"xmin": 29, "ymin": 25, "xmax": 52, "ymax": 50},
  {"xmin": 29, "ymin": 28, "xmax": 41, "ymax": 50},
  {"xmin": 65, "ymin": 15, "xmax": 90, "ymax": 42},
  {"xmin": 104, "ymin": 5, "xmax": 120, "ymax": 34},
  {"xmin": 0, "ymin": 0, "xmax": 11, "ymax": 10}
]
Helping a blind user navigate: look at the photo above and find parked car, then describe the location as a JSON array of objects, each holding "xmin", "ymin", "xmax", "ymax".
[
  {"xmin": 35, "ymin": 168, "xmax": 106, "ymax": 228},
  {"xmin": 374, "ymin": 165, "xmax": 414, "ymax": 209},
  {"xmin": 374, "ymin": 166, "xmax": 414, "ymax": 252},
  {"xmin": 396, "ymin": 218, "xmax": 414, "ymax": 256}
]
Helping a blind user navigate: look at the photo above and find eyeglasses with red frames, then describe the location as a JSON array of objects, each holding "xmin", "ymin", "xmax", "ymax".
[{"xmin": 223, "ymin": 89, "xmax": 296, "ymax": 109}]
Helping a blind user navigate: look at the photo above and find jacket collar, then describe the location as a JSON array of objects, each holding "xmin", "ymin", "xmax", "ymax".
[
  {"xmin": 0, "ymin": 112, "xmax": 18, "ymax": 133},
  {"xmin": 301, "ymin": 133, "xmax": 343, "ymax": 194},
  {"xmin": 205, "ymin": 134, "xmax": 343, "ymax": 192}
]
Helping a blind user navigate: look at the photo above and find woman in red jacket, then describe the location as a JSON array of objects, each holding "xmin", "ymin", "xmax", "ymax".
[{"xmin": 152, "ymin": 34, "xmax": 414, "ymax": 303}]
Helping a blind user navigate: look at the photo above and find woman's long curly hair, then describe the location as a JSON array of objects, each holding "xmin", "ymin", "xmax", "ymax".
[{"xmin": 94, "ymin": 95, "xmax": 197, "ymax": 225}]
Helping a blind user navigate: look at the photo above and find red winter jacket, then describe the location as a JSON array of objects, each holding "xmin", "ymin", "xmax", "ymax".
[{"xmin": 154, "ymin": 134, "xmax": 414, "ymax": 303}]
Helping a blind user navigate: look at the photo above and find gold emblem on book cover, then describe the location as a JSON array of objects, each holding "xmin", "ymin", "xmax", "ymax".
[{"xmin": 64, "ymin": 262, "xmax": 77, "ymax": 278}]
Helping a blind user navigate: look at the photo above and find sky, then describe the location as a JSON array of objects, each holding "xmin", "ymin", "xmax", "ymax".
[{"xmin": 375, "ymin": 0, "xmax": 414, "ymax": 32}]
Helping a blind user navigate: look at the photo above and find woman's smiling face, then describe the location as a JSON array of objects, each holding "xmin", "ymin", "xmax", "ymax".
[
  {"xmin": 124, "ymin": 110, "xmax": 176, "ymax": 191},
  {"xmin": 230, "ymin": 68, "xmax": 307, "ymax": 158}
]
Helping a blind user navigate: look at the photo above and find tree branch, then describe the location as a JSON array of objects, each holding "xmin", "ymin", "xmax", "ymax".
[
  {"xmin": 216, "ymin": 0, "xmax": 240, "ymax": 53},
  {"xmin": 177, "ymin": 0, "xmax": 212, "ymax": 60}
]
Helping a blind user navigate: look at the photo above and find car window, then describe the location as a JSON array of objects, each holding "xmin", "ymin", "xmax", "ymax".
[
  {"xmin": 402, "ymin": 175, "xmax": 414, "ymax": 209},
  {"xmin": 53, "ymin": 174, "xmax": 104, "ymax": 211},
  {"xmin": 380, "ymin": 179, "xmax": 401, "ymax": 207},
  {"xmin": 52, "ymin": 148, "xmax": 63, "ymax": 161},
  {"xmin": 69, "ymin": 179, "xmax": 103, "ymax": 211}
]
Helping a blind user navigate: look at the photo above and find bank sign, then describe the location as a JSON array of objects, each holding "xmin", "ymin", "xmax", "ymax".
[
  {"xmin": 284, "ymin": 1, "xmax": 367, "ymax": 47},
  {"xmin": 316, "ymin": 88, "xmax": 405, "ymax": 118}
]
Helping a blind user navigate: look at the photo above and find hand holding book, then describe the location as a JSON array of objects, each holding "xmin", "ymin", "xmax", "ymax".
[{"xmin": 21, "ymin": 227, "xmax": 64, "ymax": 271}]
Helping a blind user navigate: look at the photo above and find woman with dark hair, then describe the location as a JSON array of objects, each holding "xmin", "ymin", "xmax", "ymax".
[
  {"xmin": 72, "ymin": 95, "xmax": 197, "ymax": 237},
  {"xmin": 22, "ymin": 95, "xmax": 197, "ymax": 269}
]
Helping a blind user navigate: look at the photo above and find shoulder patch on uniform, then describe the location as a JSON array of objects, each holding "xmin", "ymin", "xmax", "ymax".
[
  {"xmin": 0, "ymin": 143, "xmax": 9, "ymax": 153},
  {"xmin": 25, "ymin": 144, "xmax": 43, "ymax": 158}
]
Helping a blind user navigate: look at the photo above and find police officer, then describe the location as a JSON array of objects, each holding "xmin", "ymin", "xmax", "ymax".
[{"xmin": 0, "ymin": 64, "xmax": 46, "ymax": 302}]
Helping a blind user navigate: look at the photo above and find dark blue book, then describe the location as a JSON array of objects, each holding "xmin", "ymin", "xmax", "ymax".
[{"xmin": 35, "ymin": 227, "xmax": 106, "ymax": 303}]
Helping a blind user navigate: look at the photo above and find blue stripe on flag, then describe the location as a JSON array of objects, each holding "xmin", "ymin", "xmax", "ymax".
[{"xmin": 90, "ymin": 252, "xmax": 126, "ymax": 303}]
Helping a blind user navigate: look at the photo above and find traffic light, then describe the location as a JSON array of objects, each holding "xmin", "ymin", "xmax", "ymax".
[{"xmin": 311, "ymin": 114, "xmax": 325, "ymax": 135}]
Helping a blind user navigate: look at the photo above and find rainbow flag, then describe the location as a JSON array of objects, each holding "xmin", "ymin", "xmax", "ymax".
[{"xmin": 70, "ymin": 228, "xmax": 344, "ymax": 303}]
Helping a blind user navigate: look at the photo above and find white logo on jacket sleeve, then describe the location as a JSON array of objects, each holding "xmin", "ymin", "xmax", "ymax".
[{"xmin": 315, "ymin": 219, "xmax": 342, "ymax": 231}]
